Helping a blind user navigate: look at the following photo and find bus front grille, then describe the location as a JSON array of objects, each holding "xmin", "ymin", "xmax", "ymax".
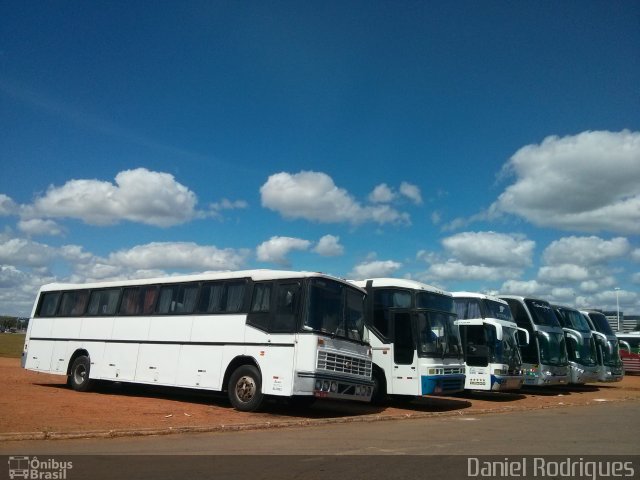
[
  {"xmin": 441, "ymin": 376, "xmax": 465, "ymax": 393},
  {"xmin": 317, "ymin": 351, "xmax": 372, "ymax": 378}
]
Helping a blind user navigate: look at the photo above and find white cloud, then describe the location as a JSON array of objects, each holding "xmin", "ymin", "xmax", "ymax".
[
  {"xmin": 0, "ymin": 265, "xmax": 30, "ymax": 288},
  {"xmin": 26, "ymin": 168, "xmax": 199, "ymax": 227},
  {"xmin": 260, "ymin": 171, "xmax": 410, "ymax": 225},
  {"xmin": 313, "ymin": 235, "xmax": 344, "ymax": 257},
  {"xmin": 400, "ymin": 182, "xmax": 423, "ymax": 205},
  {"xmin": 577, "ymin": 289, "xmax": 639, "ymax": 311},
  {"xmin": 490, "ymin": 130, "xmax": 640, "ymax": 234},
  {"xmin": 0, "ymin": 235, "xmax": 55, "ymax": 267},
  {"xmin": 17, "ymin": 219, "xmax": 64, "ymax": 237},
  {"xmin": 441, "ymin": 231, "xmax": 535, "ymax": 268},
  {"xmin": 368, "ymin": 182, "xmax": 422, "ymax": 205},
  {"xmin": 0, "ymin": 235, "xmax": 252, "ymax": 315},
  {"xmin": 537, "ymin": 264, "xmax": 591, "ymax": 284},
  {"xmin": 550, "ymin": 287, "xmax": 576, "ymax": 304},
  {"xmin": 498, "ymin": 279, "xmax": 545, "ymax": 297},
  {"xmin": 109, "ymin": 242, "xmax": 249, "ymax": 271},
  {"xmin": 542, "ymin": 236, "xmax": 630, "ymax": 265},
  {"xmin": 210, "ymin": 199, "xmax": 249, "ymax": 211},
  {"xmin": 426, "ymin": 260, "xmax": 523, "ymax": 282},
  {"xmin": 632, "ymin": 249, "xmax": 640, "ymax": 262},
  {"xmin": 368, "ymin": 184, "xmax": 396, "ymax": 203},
  {"xmin": 416, "ymin": 232, "xmax": 534, "ymax": 284},
  {"xmin": 0, "ymin": 265, "xmax": 56, "ymax": 316},
  {"xmin": 349, "ymin": 260, "xmax": 402, "ymax": 279},
  {"xmin": 631, "ymin": 272, "xmax": 640, "ymax": 284},
  {"xmin": 256, "ymin": 236, "xmax": 311, "ymax": 266},
  {"xmin": 208, "ymin": 198, "xmax": 249, "ymax": 220},
  {"xmin": 0, "ymin": 194, "xmax": 17, "ymax": 216}
]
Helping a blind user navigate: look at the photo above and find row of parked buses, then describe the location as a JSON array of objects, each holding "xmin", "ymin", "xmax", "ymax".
[{"xmin": 21, "ymin": 270, "xmax": 626, "ymax": 412}]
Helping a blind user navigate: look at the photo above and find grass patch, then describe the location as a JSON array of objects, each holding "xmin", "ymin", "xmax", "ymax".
[{"xmin": 0, "ymin": 333, "xmax": 25, "ymax": 358}]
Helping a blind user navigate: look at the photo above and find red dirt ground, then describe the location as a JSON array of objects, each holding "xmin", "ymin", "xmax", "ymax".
[{"xmin": 1, "ymin": 358, "xmax": 639, "ymax": 437}]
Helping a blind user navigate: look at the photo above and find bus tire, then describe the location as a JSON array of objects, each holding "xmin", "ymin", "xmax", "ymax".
[
  {"xmin": 371, "ymin": 369, "xmax": 387, "ymax": 405},
  {"xmin": 68, "ymin": 355, "xmax": 94, "ymax": 392},
  {"xmin": 228, "ymin": 365, "xmax": 264, "ymax": 412}
]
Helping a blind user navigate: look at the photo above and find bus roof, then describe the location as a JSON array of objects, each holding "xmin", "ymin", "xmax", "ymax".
[
  {"xmin": 38, "ymin": 269, "xmax": 365, "ymax": 293},
  {"xmin": 350, "ymin": 278, "xmax": 450, "ymax": 297},
  {"xmin": 497, "ymin": 294, "xmax": 551, "ymax": 305},
  {"xmin": 451, "ymin": 291, "xmax": 508, "ymax": 304}
]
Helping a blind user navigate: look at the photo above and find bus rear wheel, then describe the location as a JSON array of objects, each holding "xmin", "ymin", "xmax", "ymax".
[
  {"xmin": 68, "ymin": 355, "xmax": 94, "ymax": 392},
  {"xmin": 228, "ymin": 365, "xmax": 264, "ymax": 412}
]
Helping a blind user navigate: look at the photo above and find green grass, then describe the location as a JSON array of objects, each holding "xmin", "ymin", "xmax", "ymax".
[{"xmin": 0, "ymin": 333, "xmax": 25, "ymax": 358}]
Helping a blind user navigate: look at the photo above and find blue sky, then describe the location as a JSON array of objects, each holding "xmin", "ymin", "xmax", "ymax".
[{"xmin": 1, "ymin": 1, "xmax": 639, "ymax": 317}]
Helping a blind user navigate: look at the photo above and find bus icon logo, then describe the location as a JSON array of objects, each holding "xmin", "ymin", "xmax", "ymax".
[{"xmin": 7, "ymin": 456, "xmax": 30, "ymax": 479}]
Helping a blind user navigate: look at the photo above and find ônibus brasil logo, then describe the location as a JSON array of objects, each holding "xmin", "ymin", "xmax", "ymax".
[{"xmin": 8, "ymin": 456, "xmax": 73, "ymax": 479}]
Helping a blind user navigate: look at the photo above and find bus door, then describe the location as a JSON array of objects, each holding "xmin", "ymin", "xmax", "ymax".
[{"xmin": 390, "ymin": 310, "xmax": 418, "ymax": 395}]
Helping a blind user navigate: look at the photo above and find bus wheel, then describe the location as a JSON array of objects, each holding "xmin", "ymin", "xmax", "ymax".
[
  {"xmin": 228, "ymin": 365, "xmax": 264, "ymax": 412},
  {"xmin": 68, "ymin": 355, "xmax": 94, "ymax": 392},
  {"xmin": 371, "ymin": 369, "xmax": 387, "ymax": 405}
]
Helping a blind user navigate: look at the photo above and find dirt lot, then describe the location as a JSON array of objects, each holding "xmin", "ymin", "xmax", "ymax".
[{"xmin": 2, "ymin": 357, "xmax": 639, "ymax": 440}]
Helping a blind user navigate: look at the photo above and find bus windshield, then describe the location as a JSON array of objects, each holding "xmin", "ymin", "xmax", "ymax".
[
  {"xmin": 525, "ymin": 300, "xmax": 562, "ymax": 327},
  {"xmin": 496, "ymin": 326, "xmax": 523, "ymax": 369},
  {"xmin": 586, "ymin": 312, "xmax": 615, "ymax": 336},
  {"xmin": 303, "ymin": 278, "xmax": 366, "ymax": 342},
  {"xmin": 483, "ymin": 300, "xmax": 513, "ymax": 321},
  {"xmin": 415, "ymin": 291, "xmax": 461, "ymax": 359},
  {"xmin": 537, "ymin": 331, "xmax": 568, "ymax": 366},
  {"xmin": 568, "ymin": 335, "xmax": 598, "ymax": 366},
  {"xmin": 560, "ymin": 308, "xmax": 592, "ymax": 332},
  {"xmin": 417, "ymin": 311, "xmax": 463, "ymax": 359}
]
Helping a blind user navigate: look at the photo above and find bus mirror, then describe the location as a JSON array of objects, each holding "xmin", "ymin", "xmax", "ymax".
[
  {"xmin": 363, "ymin": 328, "xmax": 370, "ymax": 344},
  {"xmin": 619, "ymin": 340, "xmax": 631, "ymax": 352},
  {"xmin": 494, "ymin": 324, "xmax": 503, "ymax": 341},
  {"xmin": 516, "ymin": 327, "xmax": 530, "ymax": 346}
]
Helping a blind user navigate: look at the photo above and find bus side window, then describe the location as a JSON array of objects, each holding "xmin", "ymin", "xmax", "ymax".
[
  {"xmin": 247, "ymin": 282, "xmax": 272, "ymax": 331},
  {"xmin": 37, "ymin": 292, "xmax": 61, "ymax": 317},
  {"xmin": 156, "ymin": 284, "xmax": 198, "ymax": 314},
  {"xmin": 119, "ymin": 286, "xmax": 158, "ymax": 315},
  {"xmin": 271, "ymin": 282, "xmax": 301, "ymax": 333},
  {"xmin": 87, "ymin": 289, "xmax": 120, "ymax": 316},
  {"xmin": 120, "ymin": 288, "xmax": 140, "ymax": 315},
  {"xmin": 225, "ymin": 281, "xmax": 246, "ymax": 312},
  {"xmin": 58, "ymin": 290, "xmax": 89, "ymax": 316}
]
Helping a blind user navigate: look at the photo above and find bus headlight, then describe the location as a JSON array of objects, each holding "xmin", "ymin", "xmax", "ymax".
[
  {"xmin": 322, "ymin": 380, "xmax": 330, "ymax": 391},
  {"xmin": 330, "ymin": 381, "xmax": 338, "ymax": 392}
]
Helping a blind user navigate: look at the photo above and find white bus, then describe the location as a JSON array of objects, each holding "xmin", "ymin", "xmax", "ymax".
[
  {"xmin": 552, "ymin": 305, "xmax": 599, "ymax": 384},
  {"xmin": 22, "ymin": 270, "xmax": 374, "ymax": 411},
  {"xmin": 580, "ymin": 310, "xmax": 624, "ymax": 382},
  {"xmin": 452, "ymin": 292, "xmax": 528, "ymax": 391},
  {"xmin": 498, "ymin": 296, "xmax": 569, "ymax": 386},
  {"xmin": 351, "ymin": 279, "xmax": 465, "ymax": 401}
]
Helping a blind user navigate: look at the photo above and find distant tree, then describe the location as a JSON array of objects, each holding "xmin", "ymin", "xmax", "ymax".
[{"xmin": 0, "ymin": 316, "xmax": 18, "ymax": 329}]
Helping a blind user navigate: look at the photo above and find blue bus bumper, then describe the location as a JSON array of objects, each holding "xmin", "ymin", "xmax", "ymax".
[{"xmin": 421, "ymin": 374, "xmax": 465, "ymax": 395}]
